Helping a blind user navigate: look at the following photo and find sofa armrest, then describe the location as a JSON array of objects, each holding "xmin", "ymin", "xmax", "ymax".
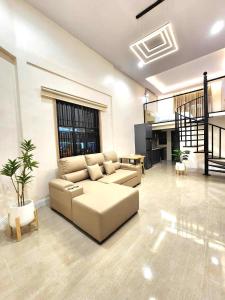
[
  {"xmin": 49, "ymin": 178, "xmax": 74, "ymax": 191},
  {"xmin": 120, "ymin": 164, "xmax": 142, "ymax": 185},
  {"xmin": 49, "ymin": 179, "xmax": 83, "ymax": 220}
]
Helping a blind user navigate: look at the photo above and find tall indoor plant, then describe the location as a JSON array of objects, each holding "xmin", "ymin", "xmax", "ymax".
[
  {"xmin": 0, "ymin": 139, "xmax": 38, "ymax": 227},
  {"xmin": 172, "ymin": 149, "xmax": 190, "ymax": 172},
  {"xmin": 172, "ymin": 149, "xmax": 190, "ymax": 163}
]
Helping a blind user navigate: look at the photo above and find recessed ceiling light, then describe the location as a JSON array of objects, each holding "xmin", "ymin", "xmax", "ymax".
[
  {"xmin": 210, "ymin": 20, "xmax": 224, "ymax": 35},
  {"xmin": 138, "ymin": 61, "xmax": 144, "ymax": 68}
]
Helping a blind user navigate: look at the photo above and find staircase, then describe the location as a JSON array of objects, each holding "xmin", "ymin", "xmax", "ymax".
[{"xmin": 175, "ymin": 72, "xmax": 225, "ymax": 175}]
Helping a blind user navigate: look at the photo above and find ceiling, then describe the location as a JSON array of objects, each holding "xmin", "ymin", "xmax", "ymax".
[
  {"xmin": 147, "ymin": 48, "xmax": 225, "ymax": 94},
  {"xmin": 26, "ymin": 0, "xmax": 225, "ymax": 95}
]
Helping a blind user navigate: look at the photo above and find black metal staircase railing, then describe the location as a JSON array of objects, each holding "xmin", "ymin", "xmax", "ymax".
[{"xmin": 175, "ymin": 72, "xmax": 225, "ymax": 175}]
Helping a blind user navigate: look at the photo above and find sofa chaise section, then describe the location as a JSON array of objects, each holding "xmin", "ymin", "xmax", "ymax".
[
  {"xmin": 72, "ymin": 182, "xmax": 139, "ymax": 242},
  {"xmin": 49, "ymin": 151, "xmax": 141, "ymax": 242}
]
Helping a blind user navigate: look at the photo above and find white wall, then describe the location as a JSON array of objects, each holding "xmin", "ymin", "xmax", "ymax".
[
  {"xmin": 211, "ymin": 80, "xmax": 223, "ymax": 112},
  {"xmin": 0, "ymin": 0, "xmax": 145, "ymax": 205},
  {"xmin": 0, "ymin": 55, "xmax": 20, "ymax": 217},
  {"xmin": 209, "ymin": 116, "xmax": 225, "ymax": 159},
  {"xmin": 221, "ymin": 79, "xmax": 225, "ymax": 110},
  {"xmin": 157, "ymin": 97, "xmax": 174, "ymax": 122}
]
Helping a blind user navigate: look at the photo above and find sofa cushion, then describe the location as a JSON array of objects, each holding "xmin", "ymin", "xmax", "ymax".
[
  {"xmin": 103, "ymin": 151, "xmax": 118, "ymax": 162},
  {"xmin": 72, "ymin": 182, "xmax": 139, "ymax": 242},
  {"xmin": 85, "ymin": 153, "xmax": 105, "ymax": 166},
  {"xmin": 58, "ymin": 155, "xmax": 87, "ymax": 175},
  {"xmin": 113, "ymin": 161, "xmax": 121, "ymax": 170},
  {"xmin": 73, "ymin": 182, "xmax": 137, "ymax": 212},
  {"xmin": 87, "ymin": 164, "xmax": 103, "ymax": 181},
  {"xmin": 103, "ymin": 160, "xmax": 115, "ymax": 175},
  {"xmin": 98, "ymin": 169, "xmax": 137, "ymax": 185}
]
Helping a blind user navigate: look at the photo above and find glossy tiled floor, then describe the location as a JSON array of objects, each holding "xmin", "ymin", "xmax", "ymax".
[{"xmin": 1, "ymin": 162, "xmax": 225, "ymax": 300}]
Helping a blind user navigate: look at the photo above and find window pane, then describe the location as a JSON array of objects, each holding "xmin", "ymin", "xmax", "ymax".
[{"xmin": 56, "ymin": 100, "xmax": 100, "ymax": 158}]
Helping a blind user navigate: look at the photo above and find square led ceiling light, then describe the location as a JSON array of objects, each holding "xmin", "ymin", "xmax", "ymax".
[{"xmin": 130, "ymin": 23, "xmax": 178, "ymax": 65}]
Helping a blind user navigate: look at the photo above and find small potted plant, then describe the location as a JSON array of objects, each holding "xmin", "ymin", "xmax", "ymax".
[
  {"xmin": 172, "ymin": 149, "xmax": 190, "ymax": 172},
  {"xmin": 0, "ymin": 139, "xmax": 38, "ymax": 228}
]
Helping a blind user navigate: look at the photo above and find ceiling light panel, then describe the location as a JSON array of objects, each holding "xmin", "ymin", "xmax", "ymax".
[{"xmin": 130, "ymin": 23, "xmax": 178, "ymax": 65}]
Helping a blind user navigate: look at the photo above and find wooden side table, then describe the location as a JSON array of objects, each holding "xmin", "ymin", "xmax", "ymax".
[
  {"xmin": 8, "ymin": 209, "xmax": 39, "ymax": 241},
  {"xmin": 119, "ymin": 154, "xmax": 145, "ymax": 174}
]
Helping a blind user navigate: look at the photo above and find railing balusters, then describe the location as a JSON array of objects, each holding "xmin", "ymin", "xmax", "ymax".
[
  {"xmin": 203, "ymin": 72, "xmax": 209, "ymax": 175},
  {"xmin": 211, "ymin": 125, "xmax": 213, "ymax": 159},
  {"xmin": 196, "ymin": 99, "xmax": 197, "ymax": 118},
  {"xmin": 180, "ymin": 107, "xmax": 182, "ymax": 140},
  {"xmin": 197, "ymin": 121, "xmax": 199, "ymax": 153},
  {"xmin": 219, "ymin": 128, "xmax": 222, "ymax": 158}
]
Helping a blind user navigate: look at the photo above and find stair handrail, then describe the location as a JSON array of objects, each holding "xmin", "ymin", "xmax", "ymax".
[{"xmin": 175, "ymin": 72, "xmax": 225, "ymax": 175}]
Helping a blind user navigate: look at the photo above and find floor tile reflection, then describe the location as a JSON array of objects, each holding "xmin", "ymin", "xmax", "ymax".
[{"xmin": 1, "ymin": 162, "xmax": 225, "ymax": 299}]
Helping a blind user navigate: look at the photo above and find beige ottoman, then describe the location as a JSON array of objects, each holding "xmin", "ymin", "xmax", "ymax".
[{"xmin": 72, "ymin": 183, "xmax": 139, "ymax": 243}]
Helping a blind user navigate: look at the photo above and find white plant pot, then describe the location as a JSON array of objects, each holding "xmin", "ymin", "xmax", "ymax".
[
  {"xmin": 175, "ymin": 162, "xmax": 186, "ymax": 171},
  {"xmin": 8, "ymin": 200, "xmax": 35, "ymax": 228},
  {"xmin": 179, "ymin": 163, "xmax": 186, "ymax": 171},
  {"xmin": 175, "ymin": 162, "xmax": 181, "ymax": 171},
  {"xmin": 183, "ymin": 160, "xmax": 189, "ymax": 170}
]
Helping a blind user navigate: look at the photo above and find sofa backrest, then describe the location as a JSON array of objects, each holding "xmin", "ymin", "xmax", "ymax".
[
  {"xmin": 103, "ymin": 151, "xmax": 120, "ymax": 170},
  {"xmin": 85, "ymin": 153, "xmax": 105, "ymax": 173},
  {"xmin": 58, "ymin": 151, "xmax": 120, "ymax": 182},
  {"xmin": 103, "ymin": 151, "xmax": 118, "ymax": 162},
  {"xmin": 58, "ymin": 155, "xmax": 89, "ymax": 182}
]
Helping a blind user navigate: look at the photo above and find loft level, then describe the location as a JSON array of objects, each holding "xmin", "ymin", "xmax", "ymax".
[{"xmin": 151, "ymin": 109, "xmax": 225, "ymax": 130}]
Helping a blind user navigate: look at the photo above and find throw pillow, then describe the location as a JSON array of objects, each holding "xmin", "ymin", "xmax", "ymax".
[
  {"xmin": 103, "ymin": 160, "xmax": 116, "ymax": 175},
  {"xmin": 87, "ymin": 164, "xmax": 103, "ymax": 181}
]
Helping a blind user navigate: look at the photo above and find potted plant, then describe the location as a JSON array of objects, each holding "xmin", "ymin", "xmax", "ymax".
[
  {"xmin": 0, "ymin": 139, "xmax": 38, "ymax": 228},
  {"xmin": 172, "ymin": 149, "xmax": 190, "ymax": 172}
]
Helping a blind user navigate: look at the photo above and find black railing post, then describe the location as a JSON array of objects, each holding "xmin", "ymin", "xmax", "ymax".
[
  {"xmin": 175, "ymin": 112, "xmax": 180, "ymax": 150},
  {"xmin": 203, "ymin": 72, "xmax": 209, "ymax": 175}
]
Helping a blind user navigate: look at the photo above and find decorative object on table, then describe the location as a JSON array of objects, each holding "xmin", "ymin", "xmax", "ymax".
[
  {"xmin": 172, "ymin": 149, "xmax": 190, "ymax": 175},
  {"xmin": 0, "ymin": 139, "xmax": 39, "ymax": 241}
]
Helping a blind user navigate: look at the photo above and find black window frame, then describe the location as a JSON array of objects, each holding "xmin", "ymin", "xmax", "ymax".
[{"xmin": 56, "ymin": 100, "xmax": 100, "ymax": 158}]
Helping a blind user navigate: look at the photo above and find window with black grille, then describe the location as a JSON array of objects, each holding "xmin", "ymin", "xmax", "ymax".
[{"xmin": 56, "ymin": 100, "xmax": 100, "ymax": 158}]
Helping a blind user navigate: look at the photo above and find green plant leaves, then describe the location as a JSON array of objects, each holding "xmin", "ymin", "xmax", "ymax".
[
  {"xmin": 17, "ymin": 173, "xmax": 34, "ymax": 185},
  {"xmin": 172, "ymin": 149, "xmax": 190, "ymax": 162},
  {"xmin": 0, "ymin": 159, "xmax": 21, "ymax": 177},
  {"xmin": 0, "ymin": 139, "xmax": 38, "ymax": 206},
  {"xmin": 20, "ymin": 139, "xmax": 36, "ymax": 152}
]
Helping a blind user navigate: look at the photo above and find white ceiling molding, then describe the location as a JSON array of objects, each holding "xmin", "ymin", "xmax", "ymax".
[
  {"xmin": 41, "ymin": 87, "xmax": 107, "ymax": 111},
  {"xmin": 130, "ymin": 23, "xmax": 178, "ymax": 65},
  {"xmin": 0, "ymin": 47, "xmax": 16, "ymax": 64}
]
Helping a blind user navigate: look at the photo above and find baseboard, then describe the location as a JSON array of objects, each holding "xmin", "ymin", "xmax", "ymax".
[
  {"xmin": 35, "ymin": 197, "xmax": 49, "ymax": 209},
  {"xmin": 0, "ymin": 197, "xmax": 49, "ymax": 230}
]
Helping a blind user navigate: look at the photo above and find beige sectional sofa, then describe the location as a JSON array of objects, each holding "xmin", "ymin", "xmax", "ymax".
[{"xmin": 49, "ymin": 151, "xmax": 141, "ymax": 243}]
